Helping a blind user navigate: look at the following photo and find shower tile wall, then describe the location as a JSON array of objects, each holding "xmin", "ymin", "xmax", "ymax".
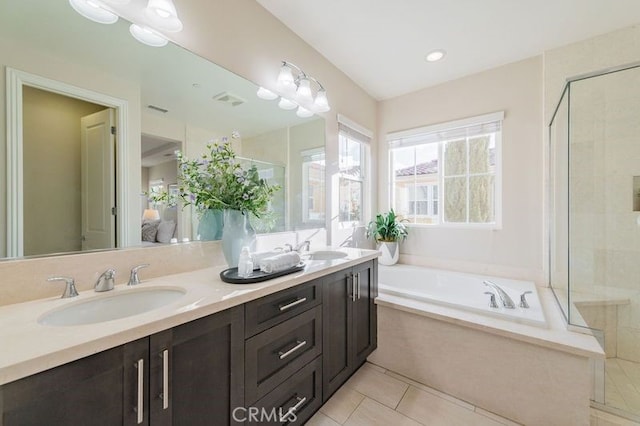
[{"xmin": 569, "ymin": 67, "xmax": 640, "ymax": 362}]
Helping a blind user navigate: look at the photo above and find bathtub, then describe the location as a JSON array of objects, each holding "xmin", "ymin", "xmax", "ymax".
[{"xmin": 377, "ymin": 264, "xmax": 547, "ymax": 327}]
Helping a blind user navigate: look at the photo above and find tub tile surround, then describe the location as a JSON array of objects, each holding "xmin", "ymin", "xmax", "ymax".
[
  {"xmin": 0, "ymin": 246, "xmax": 377, "ymax": 386},
  {"xmin": 369, "ymin": 282, "xmax": 605, "ymax": 425}
]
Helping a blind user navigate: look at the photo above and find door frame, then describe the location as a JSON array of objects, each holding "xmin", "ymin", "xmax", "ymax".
[{"xmin": 6, "ymin": 67, "xmax": 129, "ymax": 257}]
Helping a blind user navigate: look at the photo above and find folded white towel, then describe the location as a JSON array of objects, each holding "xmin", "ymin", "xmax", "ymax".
[
  {"xmin": 251, "ymin": 250, "xmax": 283, "ymax": 267},
  {"xmin": 260, "ymin": 252, "xmax": 301, "ymax": 274}
]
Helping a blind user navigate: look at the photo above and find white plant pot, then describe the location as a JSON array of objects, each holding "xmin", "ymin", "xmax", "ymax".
[{"xmin": 377, "ymin": 241, "xmax": 399, "ymax": 266}]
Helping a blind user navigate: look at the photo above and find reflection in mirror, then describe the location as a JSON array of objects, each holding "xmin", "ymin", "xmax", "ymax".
[{"xmin": 0, "ymin": 0, "xmax": 326, "ymax": 259}]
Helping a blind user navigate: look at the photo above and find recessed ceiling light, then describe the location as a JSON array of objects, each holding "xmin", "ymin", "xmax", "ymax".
[{"xmin": 425, "ymin": 49, "xmax": 446, "ymax": 62}]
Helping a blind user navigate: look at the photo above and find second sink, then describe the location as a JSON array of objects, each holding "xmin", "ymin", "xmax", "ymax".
[
  {"xmin": 306, "ymin": 251, "xmax": 349, "ymax": 261},
  {"xmin": 39, "ymin": 287, "xmax": 186, "ymax": 327}
]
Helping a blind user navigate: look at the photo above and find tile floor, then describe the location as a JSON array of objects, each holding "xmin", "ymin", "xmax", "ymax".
[
  {"xmin": 606, "ymin": 358, "xmax": 640, "ymax": 417},
  {"xmin": 306, "ymin": 362, "xmax": 640, "ymax": 426}
]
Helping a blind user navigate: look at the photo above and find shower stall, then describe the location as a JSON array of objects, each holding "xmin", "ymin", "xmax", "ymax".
[{"xmin": 549, "ymin": 62, "xmax": 640, "ymax": 420}]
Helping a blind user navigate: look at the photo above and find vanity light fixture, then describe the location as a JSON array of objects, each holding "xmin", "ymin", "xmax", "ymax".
[
  {"xmin": 69, "ymin": 0, "xmax": 183, "ymax": 48},
  {"xmin": 260, "ymin": 61, "xmax": 331, "ymax": 117},
  {"xmin": 68, "ymin": 0, "xmax": 119, "ymax": 25}
]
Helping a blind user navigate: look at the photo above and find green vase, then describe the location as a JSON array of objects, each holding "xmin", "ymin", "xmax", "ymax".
[
  {"xmin": 221, "ymin": 209, "xmax": 256, "ymax": 267},
  {"xmin": 197, "ymin": 209, "xmax": 224, "ymax": 241}
]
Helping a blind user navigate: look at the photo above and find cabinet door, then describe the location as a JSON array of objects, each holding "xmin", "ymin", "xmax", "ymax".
[
  {"xmin": 149, "ymin": 306, "xmax": 245, "ymax": 426},
  {"xmin": 322, "ymin": 268, "xmax": 354, "ymax": 400},
  {"xmin": 1, "ymin": 339, "xmax": 148, "ymax": 426},
  {"xmin": 353, "ymin": 260, "xmax": 377, "ymax": 367}
]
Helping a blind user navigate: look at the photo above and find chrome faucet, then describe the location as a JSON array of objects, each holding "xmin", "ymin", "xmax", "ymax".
[
  {"xmin": 128, "ymin": 264, "xmax": 149, "ymax": 286},
  {"xmin": 483, "ymin": 280, "xmax": 515, "ymax": 309},
  {"xmin": 95, "ymin": 269, "xmax": 116, "ymax": 292},
  {"xmin": 47, "ymin": 276, "xmax": 79, "ymax": 298},
  {"xmin": 294, "ymin": 240, "xmax": 311, "ymax": 253}
]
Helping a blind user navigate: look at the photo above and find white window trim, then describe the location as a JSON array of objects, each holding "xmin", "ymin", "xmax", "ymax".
[{"xmin": 388, "ymin": 112, "xmax": 503, "ymax": 230}]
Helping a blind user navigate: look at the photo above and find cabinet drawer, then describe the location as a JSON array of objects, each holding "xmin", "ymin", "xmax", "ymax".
[
  {"xmin": 245, "ymin": 280, "xmax": 322, "ymax": 338},
  {"xmin": 250, "ymin": 356, "xmax": 322, "ymax": 425},
  {"xmin": 245, "ymin": 305, "xmax": 322, "ymax": 404}
]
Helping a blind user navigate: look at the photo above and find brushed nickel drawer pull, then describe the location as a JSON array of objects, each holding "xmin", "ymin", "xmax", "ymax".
[
  {"xmin": 351, "ymin": 274, "xmax": 356, "ymax": 302},
  {"xmin": 279, "ymin": 297, "xmax": 307, "ymax": 311},
  {"xmin": 161, "ymin": 349, "xmax": 169, "ymax": 410},
  {"xmin": 283, "ymin": 396, "xmax": 307, "ymax": 420},
  {"xmin": 135, "ymin": 358, "xmax": 144, "ymax": 424},
  {"xmin": 278, "ymin": 340, "xmax": 307, "ymax": 360},
  {"xmin": 357, "ymin": 272, "xmax": 361, "ymax": 300}
]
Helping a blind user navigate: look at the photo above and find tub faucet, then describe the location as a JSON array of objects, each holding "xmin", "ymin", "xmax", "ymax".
[
  {"xmin": 483, "ymin": 280, "xmax": 515, "ymax": 309},
  {"xmin": 95, "ymin": 269, "xmax": 116, "ymax": 292}
]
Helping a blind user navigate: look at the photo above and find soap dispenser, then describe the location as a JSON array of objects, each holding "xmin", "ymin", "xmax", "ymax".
[{"xmin": 237, "ymin": 246, "xmax": 253, "ymax": 278}]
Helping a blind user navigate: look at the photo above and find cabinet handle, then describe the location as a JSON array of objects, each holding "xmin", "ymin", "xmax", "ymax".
[
  {"xmin": 135, "ymin": 358, "xmax": 144, "ymax": 424},
  {"xmin": 278, "ymin": 340, "xmax": 307, "ymax": 360},
  {"xmin": 283, "ymin": 396, "xmax": 307, "ymax": 421},
  {"xmin": 279, "ymin": 297, "xmax": 307, "ymax": 311},
  {"xmin": 357, "ymin": 272, "xmax": 361, "ymax": 300},
  {"xmin": 351, "ymin": 274, "xmax": 356, "ymax": 302},
  {"xmin": 161, "ymin": 349, "xmax": 169, "ymax": 410}
]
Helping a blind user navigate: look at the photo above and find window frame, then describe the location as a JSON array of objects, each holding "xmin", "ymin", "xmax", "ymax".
[
  {"xmin": 388, "ymin": 112, "xmax": 503, "ymax": 230},
  {"xmin": 337, "ymin": 117, "xmax": 371, "ymax": 228}
]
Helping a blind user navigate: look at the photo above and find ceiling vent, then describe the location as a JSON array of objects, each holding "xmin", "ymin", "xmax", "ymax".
[
  {"xmin": 147, "ymin": 104, "xmax": 169, "ymax": 113},
  {"xmin": 212, "ymin": 92, "xmax": 245, "ymax": 107}
]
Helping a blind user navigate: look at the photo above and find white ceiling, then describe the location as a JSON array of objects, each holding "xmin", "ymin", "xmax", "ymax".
[{"xmin": 257, "ymin": 0, "xmax": 640, "ymax": 100}]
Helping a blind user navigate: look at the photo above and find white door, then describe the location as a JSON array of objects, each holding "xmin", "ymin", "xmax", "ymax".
[{"xmin": 81, "ymin": 109, "xmax": 116, "ymax": 250}]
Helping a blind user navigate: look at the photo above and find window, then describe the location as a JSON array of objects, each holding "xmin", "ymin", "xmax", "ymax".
[
  {"xmin": 389, "ymin": 112, "xmax": 502, "ymax": 227},
  {"xmin": 301, "ymin": 148, "xmax": 326, "ymax": 223},
  {"xmin": 338, "ymin": 118, "xmax": 371, "ymax": 225}
]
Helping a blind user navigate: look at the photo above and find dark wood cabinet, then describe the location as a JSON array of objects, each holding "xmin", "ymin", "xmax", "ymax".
[
  {"xmin": 322, "ymin": 260, "xmax": 377, "ymax": 401},
  {"xmin": 0, "ymin": 306, "xmax": 244, "ymax": 426}
]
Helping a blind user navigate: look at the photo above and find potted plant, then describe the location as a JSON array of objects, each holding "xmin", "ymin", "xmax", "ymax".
[
  {"xmin": 177, "ymin": 133, "xmax": 280, "ymax": 266},
  {"xmin": 366, "ymin": 209, "xmax": 408, "ymax": 265}
]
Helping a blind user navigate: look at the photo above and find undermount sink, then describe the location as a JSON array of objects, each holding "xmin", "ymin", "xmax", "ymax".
[
  {"xmin": 39, "ymin": 287, "xmax": 186, "ymax": 327},
  {"xmin": 306, "ymin": 250, "xmax": 349, "ymax": 261}
]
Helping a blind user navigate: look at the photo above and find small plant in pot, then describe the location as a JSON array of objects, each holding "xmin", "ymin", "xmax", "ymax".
[{"xmin": 366, "ymin": 209, "xmax": 408, "ymax": 266}]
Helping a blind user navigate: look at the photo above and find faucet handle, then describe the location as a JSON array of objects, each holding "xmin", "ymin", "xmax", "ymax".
[
  {"xmin": 484, "ymin": 291, "xmax": 499, "ymax": 309},
  {"xmin": 519, "ymin": 291, "xmax": 533, "ymax": 309},
  {"xmin": 95, "ymin": 268, "xmax": 116, "ymax": 292},
  {"xmin": 48, "ymin": 276, "xmax": 79, "ymax": 298},
  {"xmin": 128, "ymin": 264, "xmax": 149, "ymax": 286},
  {"xmin": 283, "ymin": 243, "xmax": 293, "ymax": 252}
]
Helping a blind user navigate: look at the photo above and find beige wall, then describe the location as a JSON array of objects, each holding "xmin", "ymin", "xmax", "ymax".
[
  {"xmin": 378, "ymin": 56, "xmax": 544, "ymax": 283},
  {"xmin": 22, "ymin": 87, "xmax": 106, "ymax": 256}
]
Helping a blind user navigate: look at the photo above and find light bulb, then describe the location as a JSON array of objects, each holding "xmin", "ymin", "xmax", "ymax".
[
  {"xmin": 313, "ymin": 89, "xmax": 330, "ymax": 113},
  {"xmin": 278, "ymin": 97, "xmax": 298, "ymax": 110},
  {"xmin": 296, "ymin": 77, "xmax": 313, "ymax": 105},
  {"xmin": 130, "ymin": 24, "xmax": 169, "ymax": 47},
  {"xmin": 68, "ymin": 0, "xmax": 118, "ymax": 24},
  {"xmin": 144, "ymin": 0, "xmax": 183, "ymax": 32},
  {"xmin": 256, "ymin": 87, "xmax": 278, "ymax": 100},
  {"xmin": 296, "ymin": 106, "xmax": 314, "ymax": 118}
]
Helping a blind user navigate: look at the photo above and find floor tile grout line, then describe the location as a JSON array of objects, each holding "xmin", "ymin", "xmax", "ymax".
[
  {"xmin": 394, "ymin": 383, "xmax": 411, "ymax": 410},
  {"xmin": 341, "ymin": 394, "xmax": 367, "ymax": 425}
]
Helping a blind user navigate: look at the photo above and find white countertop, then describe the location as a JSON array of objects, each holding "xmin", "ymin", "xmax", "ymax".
[{"xmin": 0, "ymin": 248, "xmax": 378, "ymax": 386}]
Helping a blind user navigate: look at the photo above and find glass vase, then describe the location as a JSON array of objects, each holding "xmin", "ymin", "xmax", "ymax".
[
  {"xmin": 221, "ymin": 209, "xmax": 256, "ymax": 267},
  {"xmin": 197, "ymin": 209, "xmax": 224, "ymax": 241}
]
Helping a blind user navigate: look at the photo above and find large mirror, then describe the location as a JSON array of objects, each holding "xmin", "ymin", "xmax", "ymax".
[{"xmin": 0, "ymin": 0, "xmax": 326, "ymax": 259}]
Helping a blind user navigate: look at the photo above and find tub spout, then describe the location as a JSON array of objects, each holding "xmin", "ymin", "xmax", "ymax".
[{"xmin": 483, "ymin": 280, "xmax": 516, "ymax": 309}]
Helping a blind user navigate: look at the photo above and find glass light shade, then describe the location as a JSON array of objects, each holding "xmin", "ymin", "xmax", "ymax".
[
  {"xmin": 130, "ymin": 24, "xmax": 169, "ymax": 47},
  {"xmin": 296, "ymin": 78, "xmax": 314, "ymax": 105},
  {"xmin": 102, "ymin": 0, "xmax": 131, "ymax": 4},
  {"xmin": 144, "ymin": 0, "xmax": 183, "ymax": 32},
  {"xmin": 256, "ymin": 87, "xmax": 278, "ymax": 100},
  {"xmin": 277, "ymin": 65, "xmax": 296, "ymax": 94},
  {"xmin": 296, "ymin": 106, "xmax": 314, "ymax": 118},
  {"xmin": 68, "ymin": 0, "xmax": 118, "ymax": 24},
  {"xmin": 278, "ymin": 97, "xmax": 298, "ymax": 110},
  {"xmin": 313, "ymin": 89, "xmax": 330, "ymax": 113}
]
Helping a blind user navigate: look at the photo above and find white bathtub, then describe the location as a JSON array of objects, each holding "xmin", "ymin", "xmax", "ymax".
[{"xmin": 377, "ymin": 264, "xmax": 547, "ymax": 327}]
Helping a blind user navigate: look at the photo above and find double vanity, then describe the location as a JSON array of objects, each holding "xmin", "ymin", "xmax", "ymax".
[{"xmin": 0, "ymin": 248, "xmax": 378, "ymax": 425}]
